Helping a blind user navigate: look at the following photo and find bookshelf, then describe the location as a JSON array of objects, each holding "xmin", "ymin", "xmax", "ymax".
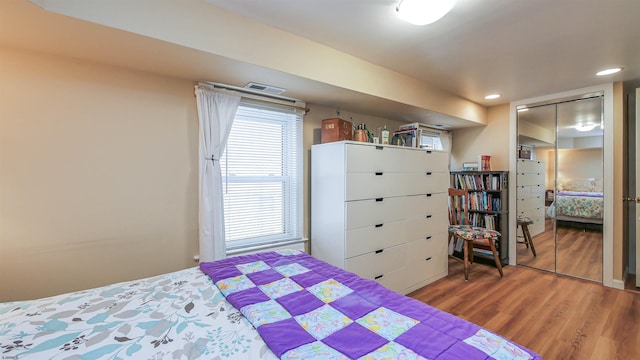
[{"xmin": 450, "ymin": 171, "xmax": 509, "ymax": 266}]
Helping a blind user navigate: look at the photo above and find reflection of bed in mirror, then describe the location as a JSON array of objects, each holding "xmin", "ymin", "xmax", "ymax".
[{"xmin": 547, "ymin": 178, "xmax": 603, "ymax": 229}]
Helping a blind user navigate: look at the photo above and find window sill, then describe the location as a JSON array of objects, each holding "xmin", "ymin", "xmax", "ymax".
[{"xmin": 226, "ymin": 238, "xmax": 309, "ymax": 256}]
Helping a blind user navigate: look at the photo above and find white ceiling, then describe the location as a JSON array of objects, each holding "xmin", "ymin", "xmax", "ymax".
[
  {"xmin": 2, "ymin": 0, "xmax": 639, "ymax": 128},
  {"xmin": 204, "ymin": 0, "xmax": 640, "ymax": 106}
]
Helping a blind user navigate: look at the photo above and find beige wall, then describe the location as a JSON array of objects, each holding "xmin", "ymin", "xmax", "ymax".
[
  {"xmin": 451, "ymin": 104, "xmax": 510, "ymax": 171},
  {"xmin": 0, "ymin": 47, "xmax": 200, "ymax": 301},
  {"xmin": 0, "ymin": 47, "xmax": 414, "ymax": 301},
  {"xmin": 613, "ymin": 82, "xmax": 625, "ymax": 280},
  {"xmin": 556, "ymin": 148, "xmax": 604, "ymax": 182}
]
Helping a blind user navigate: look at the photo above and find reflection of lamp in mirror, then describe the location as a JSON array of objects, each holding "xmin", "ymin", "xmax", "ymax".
[{"xmin": 575, "ymin": 123, "xmax": 597, "ymax": 132}]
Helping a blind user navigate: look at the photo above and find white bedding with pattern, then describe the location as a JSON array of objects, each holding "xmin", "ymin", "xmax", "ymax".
[{"xmin": 0, "ymin": 267, "xmax": 277, "ymax": 359}]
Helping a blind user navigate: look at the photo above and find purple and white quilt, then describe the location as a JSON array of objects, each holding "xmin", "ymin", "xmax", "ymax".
[{"xmin": 200, "ymin": 250, "xmax": 541, "ymax": 360}]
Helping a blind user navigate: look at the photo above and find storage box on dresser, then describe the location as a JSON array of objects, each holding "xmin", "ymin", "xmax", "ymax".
[
  {"xmin": 321, "ymin": 118, "xmax": 353, "ymax": 143},
  {"xmin": 311, "ymin": 141, "xmax": 449, "ymax": 295},
  {"xmin": 516, "ymin": 159, "xmax": 546, "ymax": 236}
]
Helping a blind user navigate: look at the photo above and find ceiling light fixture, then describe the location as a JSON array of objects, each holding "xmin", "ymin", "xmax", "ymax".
[
  {"xmin": 396, "ymin": 0, "xmax": 456, "ymax": 26},
  {"xmin": 596, "ymin": 67, "xmax": 622, "ymax": 76},
  {"xmin": 484, "ymin": 94, "xmax": 501, "ymax": 100},
  {"xmin": 575, "ymin": 123, "xmax": 596, "ymax": 132}
]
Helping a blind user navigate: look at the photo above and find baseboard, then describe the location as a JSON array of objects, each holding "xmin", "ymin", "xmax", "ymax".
[{"xmin": 611, "ymin": 267, "xmax": 627, "ymax": 290}]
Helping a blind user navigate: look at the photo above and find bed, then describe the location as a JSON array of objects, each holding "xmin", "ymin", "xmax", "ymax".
[
  {"xmin": 547, "ymin": 178, "xmax": 604, "ymax": 227},
  {"xmin": 1, "ymin": 250, "xmax": 541, "ymax": 359}
]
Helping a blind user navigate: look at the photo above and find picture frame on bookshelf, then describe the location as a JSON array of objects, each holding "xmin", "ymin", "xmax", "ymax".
[{"xmin": 461, "ymin": 162, "xmax": 478, "ymax": 171}]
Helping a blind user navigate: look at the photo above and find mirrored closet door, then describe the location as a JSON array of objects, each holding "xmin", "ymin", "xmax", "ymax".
[{"xmin": 516, "ymin": 95, "xmax": 604, "ymax": 282}]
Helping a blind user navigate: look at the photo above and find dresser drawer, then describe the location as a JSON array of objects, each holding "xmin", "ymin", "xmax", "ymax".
[
  {"xmin": 405, "ymin": 213, "xmax": 448, "ymax": 241},
  {"xmin": 531, "ymin": 160, "xmax": 545, "ymax": 173},
  {"xmin": 375, "ymin": 267, "xmax": 407, "ymax": 294},
  {"xmin": 346, "ymin": 243, "xmax": 407, "ymax": 279},
  {"xmin": 529, "ymin": 221, "xmax": 545, "ymax": 236},
  {"xmin": 405, "ymin": 172, "xmax": 449, "ymax": 195},
  {"xmin": 403, "ymin": 193, "xmax": 447, "ymax": 218},
  {"xmin": 406, "ymin": 253, "xmax": 446, "ymax": 287},
  {"xmin": 345, "ymin": 172, "xmax": 407, "ymax": 200},
  {"xmin": 406, "ymin": 150, "xmax": 449, "ymax": 173},
  {"xmin": 517, "ymin": 196, "xmax": 541, "ymax": 212},
  {"xmin": 517, "ymin": 185, "xmax": 531, "ymax": 199},
  {"xmin": 345, "ymin": 144, "xmax": 409, "ymax": 173},
  {"xmin": 517, "ymin": 172, "xmax": 544, "ymax": 186},
  {"xmin": 516, "ymin": 159, "xmax": 532, "ymax": 173},
  {"xmin": 345, "ymin": 197, "xmax": 407, "ymax": 229},
  {"xmin": 406, "ymin": 231, "xmax": 447, "ymax": 263},
  {"xmin": 345, "ymin": 220, "xmax": 408, "ymax": 258}
]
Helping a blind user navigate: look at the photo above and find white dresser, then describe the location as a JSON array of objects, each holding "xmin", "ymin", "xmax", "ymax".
[
  {"xmin": 516, "ymin": 159, "xmax": 546, "ymax": 236},
  {"xmin": 311, "ymin": 141, "xmax": 449, "ymax": 294}
]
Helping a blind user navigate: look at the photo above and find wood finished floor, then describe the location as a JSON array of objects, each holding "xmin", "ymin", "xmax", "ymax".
[
  {"xmin": 409, "ymin": 258, "xmax": 640, "ymax": 360},
  {"xmin": 517, "ymin": 218, "xmax": 603, "ymax": 281}
]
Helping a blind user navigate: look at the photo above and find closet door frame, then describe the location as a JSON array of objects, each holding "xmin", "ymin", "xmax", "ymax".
[{"xmin": 509, "ymin": 84, "xmax": 614, "ymax": 288}]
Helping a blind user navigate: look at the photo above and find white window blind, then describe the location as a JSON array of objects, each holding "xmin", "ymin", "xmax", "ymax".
[
  {"xmin": 220, "ymin": 99, "xmax": 303, "ymax": 248},
  {"xmin": 419, "ymin": 131, "xmax": 444, "ymax": 150}
]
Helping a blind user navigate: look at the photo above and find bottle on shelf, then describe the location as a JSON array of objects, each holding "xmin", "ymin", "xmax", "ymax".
[{"xmin": 381, "ymin": 126, "xmax": 390, "ymax": 145}]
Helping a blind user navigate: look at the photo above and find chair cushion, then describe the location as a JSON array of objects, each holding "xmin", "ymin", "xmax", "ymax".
[
  {"xmin": 448, "ymin": 224, "xmax": 501, "ymax": 240},
  {"xmin": 517, "ymin": 215, "xmax": 533, "ymax": 225}
]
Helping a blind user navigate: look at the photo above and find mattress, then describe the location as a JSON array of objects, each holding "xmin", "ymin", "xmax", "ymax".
[
  {"xmin": 547, "ymin": 191, "xmax": 604, "ymax": 221},
  {"xmin": 0, "ymin": 267, "xmax": 276, "ymax": 359},
  {"xmin": 1, "ymin": 250, "xmax": 541, "ymax": 359}
]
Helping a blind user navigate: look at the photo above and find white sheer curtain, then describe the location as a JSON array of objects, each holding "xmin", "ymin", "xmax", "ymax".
[
  {"xmin": 440, "ymin": 131, "xmax": 453, "ymax": 170},
  {"xmin": 195, "ymin": 86, "xmax": 241, "ymax": 262}
]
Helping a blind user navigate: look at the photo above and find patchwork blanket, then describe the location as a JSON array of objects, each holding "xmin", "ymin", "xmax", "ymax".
[{"xmin": 200, "ymin": 250, "xmax": 541, "ymax": 359}]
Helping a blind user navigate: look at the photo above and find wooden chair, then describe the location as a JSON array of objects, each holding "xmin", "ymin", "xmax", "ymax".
[{"xmin": 448, "ymin": 188, "xmax": 504, "ymax": 280}]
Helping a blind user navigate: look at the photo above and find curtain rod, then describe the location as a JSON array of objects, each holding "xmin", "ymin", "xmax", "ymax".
[{"xmin": 196, "ymin": 82, "xmax": 309, "ymax": 113}]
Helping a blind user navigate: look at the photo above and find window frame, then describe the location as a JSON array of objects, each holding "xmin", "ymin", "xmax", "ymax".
[{"xmin": 220, "ymin": 98, "xmax": 304, "ymax": 252}]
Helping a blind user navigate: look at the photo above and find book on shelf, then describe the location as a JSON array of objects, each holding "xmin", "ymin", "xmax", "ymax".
[{"xmin": 452, "ymin": 172, "xmax": 504, "ymax": 191}]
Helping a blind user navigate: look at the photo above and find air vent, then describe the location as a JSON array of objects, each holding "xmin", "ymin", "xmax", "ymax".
[{"xmin": 244, "ymin": 82, "xmax": 287, "ymax": 95}]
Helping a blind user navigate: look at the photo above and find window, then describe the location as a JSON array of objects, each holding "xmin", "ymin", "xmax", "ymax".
[
  {"xmin": 419, "ymin": 131, "xmax": 444, "ymax": 150},
  {"xmin": 220, "ymin": 99, "xmax": 303, "ymax": 249}
]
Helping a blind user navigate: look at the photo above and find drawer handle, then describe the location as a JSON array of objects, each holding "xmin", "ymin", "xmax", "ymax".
[
  {"xmin": 375, "ymin": 198, "xmax": 384, "ymax": 202},
  {"xmin": 375, "ymin": 146, "xmax": 383, "ymax": 150},
  {"xmin": 374, "ymin": 274, "xmax": 384, "ymax": 280},
  {"xmin": 375, "ymin": 249, "xmax": 384, "ymax": 254},
  {"xmin": 426, "ymin": 236, "xmax": 432, "ymax": 240},
  {"xmin": 426, "ymin": 215, "xmax": 432, "ymax": 219},
  {"xmin": 375, "ymin": 172, "xmax": 383, "ymax": 176},
  {"xmin": 425, "ymin": 257, "xmax": 432, "ymax": 261},
  {"xmin": 426, "ymin": 150, "xmax": 432, "ymax": 154},
  {"xmin": 375, "ymin": 223, "xmax": 384, "ymax": 228},
  {"xmin": 426, "ymin": 172, "xmax": 432, "ymax": 175},
  {"xmin": 426, "ymin": 193, "xmax": 432, "ymax": 197}
]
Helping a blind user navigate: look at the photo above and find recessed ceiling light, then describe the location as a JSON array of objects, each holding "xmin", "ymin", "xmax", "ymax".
[
  {"xmin": 485, "ymin": 94, "xmax": 501, "ymax": 100},
  {"xmin": 596, "ymin": 67, "xmax": 622, "ymax": 76}
]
